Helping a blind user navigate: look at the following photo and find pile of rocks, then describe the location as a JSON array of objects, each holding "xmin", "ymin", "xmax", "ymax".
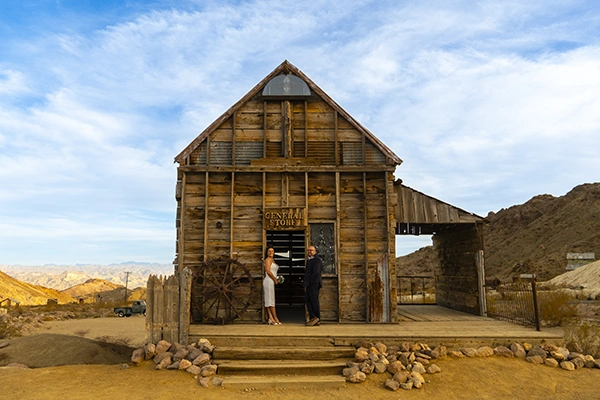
[
  {"xmin": 346, "ymin": 341, "xmax": 600, "ymax": 392},
  {"xmin": 131, "ymin": 338, "xmax": 222, "ymax": 387},
  {"xmin": 344, "ymin": 342, "xmax": 444, "ymax": 391}
]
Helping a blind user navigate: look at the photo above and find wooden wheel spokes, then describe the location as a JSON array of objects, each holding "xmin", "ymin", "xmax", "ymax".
[{"xmin": 191, "ymin": 256, "xmax": 254, "ymax": 324}]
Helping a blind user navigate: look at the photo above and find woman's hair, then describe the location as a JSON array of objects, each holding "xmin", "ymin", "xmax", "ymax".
[{"xmin": 264, "ymin": 246, "xmax": 275, "ymax": 258}]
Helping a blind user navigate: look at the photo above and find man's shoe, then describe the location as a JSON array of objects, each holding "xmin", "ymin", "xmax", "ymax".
[{"xmin": 306, "ymin": 316, "xmax": 319, "ymax": 326}]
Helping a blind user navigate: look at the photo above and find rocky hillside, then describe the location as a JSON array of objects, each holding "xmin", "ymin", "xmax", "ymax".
[
  {"xmin": 397, "ymin": 182, "xmax": 600, "ymax": 283},
  {"xmin": 0, "ymin": 270, "xmax": 76, "ymax": 305}
]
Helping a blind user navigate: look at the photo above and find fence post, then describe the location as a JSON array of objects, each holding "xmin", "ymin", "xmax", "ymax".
[
  {"xmin": 476, "ymin": 250, "xmax": 487, "ymax": 317},
  {"xmin": 531, "ymin": 275, "xmax": 541, "ymax": 331}
]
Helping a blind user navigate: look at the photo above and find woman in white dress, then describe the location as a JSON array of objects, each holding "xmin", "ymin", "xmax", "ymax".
[{"xmin": 263, "ymin": 246, "xmax": 281, "ymax": 325}]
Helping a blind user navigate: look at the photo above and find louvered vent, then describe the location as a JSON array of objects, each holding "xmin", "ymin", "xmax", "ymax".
[
  {"xmin": 235, "ymin": 142, "xmax": 264, "ymax": 165},
  {"xmin": 307, "ymin": 141, "xmax": 335, "ymax": 165},
  {"xmin": 266, "ymin": 141, "xmax": 282, "ymax": 158},
  {"xmin": 292, "ymin": 141, "xmax": 306, "ymax": 157},
  {"xmin": 209, "ymin": 142, "xmax": 232, "ymax": 165},
  {"xmin": 342, "ymin": 142, "xmax": 363, "ymax": 165},
  {"xmin": 365, "ymin": 141, "xmax": 386, "ymax": 165}
]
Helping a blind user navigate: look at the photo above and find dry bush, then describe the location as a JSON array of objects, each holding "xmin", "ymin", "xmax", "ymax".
[
  {"xmin": 0, "ymin": 317, "xmax": 22, "ymax": 339},
  {"xmin": 74, "ymin": 329, "xmax": 90, "ymax": 337},
  {"xmin": 538, "ymin": 289, "xmax": 578, "ymax": 327},
  {"xmin": 564, "ymin": 322, "xmax": 600, "ymax": 358}
]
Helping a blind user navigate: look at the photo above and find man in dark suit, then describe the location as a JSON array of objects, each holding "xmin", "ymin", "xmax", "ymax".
[{"xmin": 303, "ymin": 245, "xmax": 323, "ymax": 326}]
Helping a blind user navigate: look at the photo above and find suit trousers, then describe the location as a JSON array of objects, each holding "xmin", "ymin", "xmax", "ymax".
[{"xmin": 305, "ymin": 285, "xmax": 320, "ymax": 320}]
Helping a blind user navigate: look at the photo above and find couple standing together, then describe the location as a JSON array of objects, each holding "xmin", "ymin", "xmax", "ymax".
[{"xmin": 263, "ymin": 245, "xmax": 323, "ymax": 326}]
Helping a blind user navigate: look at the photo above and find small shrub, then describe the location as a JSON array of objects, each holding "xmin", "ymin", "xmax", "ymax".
[
  {"xmin": 95, "ymin": 335, "xmax": 133, "ymax": 346},
  {"xmin": 564, "ymin": 322, "xmax": 600, "ymax": 358},
  {"xmin": 538, "ymin": 290, "xmax": 578, "ymax": 327},
  {"xmin": 0, "ymin": 317, "xmax": 21, "ymax": 339},
  {"xmin": 74, "ymin": 329, "xmax": 90, "ymax": 337}
]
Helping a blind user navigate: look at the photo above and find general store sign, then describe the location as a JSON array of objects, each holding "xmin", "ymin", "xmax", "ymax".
[{"xmin": 264, "ymin": 208, "xmax": 306, "ymax": 229}]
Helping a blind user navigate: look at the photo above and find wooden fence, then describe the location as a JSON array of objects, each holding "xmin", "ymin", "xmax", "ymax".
[{"xmin": 146, "ymin": 268, "xmax": 192, "ymax": 345}]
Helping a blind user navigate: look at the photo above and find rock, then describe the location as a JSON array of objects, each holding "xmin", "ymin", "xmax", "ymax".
[
  {"xmin": 560, "ymin": 361, "xmax": 575, "ymax": 371},
  {"xmin": 433, "ymin": 346, "xmax": 447, "ymax": 358},
  {"xmin": 375, "ymin": 342, "xmax": 387, "ymax": 355},
  {"xmin": 415, "ymin": 352, "xmax": 431, "ymax": 360},
  {"xmin": 347, "ymin": 371, "xmax": 367, "ymax": 383},
  {"xmin": 461, "ymin": 348, "xmax": 477, "ymax": 357},
  {"xmin": 211, "ymin": 377, "xmax": 224, "ymax": 387},
  {"xmin": 355, "ymin": 349, "xmax": 369, "ymax": 362},
  {"xmin": 494, "ymin": 346, "xmax": 514, "ymax": 358},
  {"xmin": 167, "ymin": 361, "xmax": 180, "ymax": 370},
  {"xmin": 510, "ymin": 343, "xmax": 526, "ymax": 358},
  {"xmin": 393, "ymin": 370, "xmax": 411, "ymax": 383},
  {"xmin": 374, "ymin": 362, "xmax": 387, "ymax": 374},
  {"xmin": 411, "ymin": 343, "xmax": 422, "ymax": 352},
  {"xmin": 198, "ymin": 339, "xmax": 215, "ymax": 354},
  {"xmin": 523, "ymin": 343, "xmax": 533, "ymax": 352},
  {"xmin": 120, "ymin": 363, "xmax": 129, "ymax": 370},
  {"xmin": 556, "ymin": 347, "xmax": 570, "ymax": 360},
  {"xmin": 0, "ymin": 341, "xmax": 9, "ymax": 349},
  {"xmin": 179, "ymin": 359, "xmax": 192, "ymax": 370},
  {"xmin": 379, "ymin": 355, "xmax": 390, "ymax": 365},
  {"xmin": 427, "ymin": 364, "xmax": 442, "ymax": 374},
  {"xmin": 415, "ymin": 357, "xmax": 430, "ymax": 365},
  {"xmin": 155, "ymin": 340, "xmax": 171, "ymax": 355},
  {"xmin": 526, "ymin": 356, "xmax": 544, "ymax": 364},
  {"xmin": 369, "ymin": 346, "xmax": 380, "ymax": 355},
  {"xmin": 584, "ymin": 355, "xmax": 596, "ymax": 368},
  {"xmin": 200, "ymin": 364, "xmax": 218, "ymax": 377},
  {"xmin": 411, "ymin": 362, "xmax": 426, "ymax": 374},
  {"xmin": 192, "ymin": 353, "xmax": 211, "ymax": 366},
  {"xmin": 387, "ymin": 361, "xmax": 405, "ymax": 374},
  {"xmin": 169, "ymin": 342, "xmax": 185, "ymax": 354},
  {"xmin": 144, "ymin": 343, "xmax": 156, "ymax": 360},
  {"xmin": 368, "ymin": 352, "xmax": 379, "ymax": 362},
  {"xmin": 572, "ymin": 357, "xmax": 585, "ymax": 369},
  {"xmin": 186, "ymin": 348, "xmax": 204, "ymax": 362},
  {"xmin": 198, "ymin": 377, "xmax": 211, "ymax": 387},
  {"xmin": 361, "ymin": 363, "xmax": 374, "ymax": 375},
  {"xmin": 384, "ymin": 379, "xmax": 400, "ymax": 391},
  {"xmin": 399, "ymin": 342, "xmax": 411, "ymax": 352},
  {"xmin": 131, "ymin": 348, "xmax": 145, "ymax": 365},
  {"xmin": 186, "ymin": 365, "xmax": 202, "ymax": 375},
  {"xmin": 154, "ymin": 352, "xmax": 173, "ymax": 365},
  {"xmin": 476, "ymin": 346, "xmax": 494, "ymax": 357},
  {"xmin": 429, "ymin": 349, "xmax": 440, "ymax": 359},
  {"xmin": 173, "ymin": 348, "xmax": 190, "ymax": 362},
  {"xmin": 410, "ymin": 371, "xmax": 425, "ymax": 389},
  {"xmin": 342, "ymin": 366, "xmax": 360, "ymax": 378},
  {"xmin": 544, "ymin": 358, "xmax": 559, "ymax": 368},
  {"xmin": 448, "ymin": 350, "xmax": 464, "ymax": 358},
  {"xmin": 542, "ymin": 344, "xmax": 558, "ymax": 352},
  {"xmin": 155, "ymin": 355, "xmax": 172, "ymax": 370},
  {"xmin": 527, "ymin": 347, "xmax": 547, "ymax": 360},
  {"xmin": 567, "ymin": 352, "xmax": 582, "ymax": 361},
  {"xmin": 398, "ymin": 352, "xmax": 410, "ymax": 366},
  {"xmin": 550, "ymin": 351, "xmax": 565, "ymax": 361},
  {"xmin": 400, "ymin": 380, "xmax": 414, "ymax": 390},
  {"xmin": 6, "ymin": 363, "xmax": 29, "ymax": 369}
]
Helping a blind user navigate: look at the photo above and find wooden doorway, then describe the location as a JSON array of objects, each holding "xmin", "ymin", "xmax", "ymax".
[{"xmin": 267, "ymin": 231, "xmax": 306, "ymax": 322}]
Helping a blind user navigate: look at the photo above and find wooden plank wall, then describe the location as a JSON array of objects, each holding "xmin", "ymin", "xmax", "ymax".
[{"xmin": 433, "ymin": 224, "xmax": 484, "ymax": 315}]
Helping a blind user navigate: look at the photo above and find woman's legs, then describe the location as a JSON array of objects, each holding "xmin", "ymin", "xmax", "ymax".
[{"xmin": 267, "ymin": 306, "xmax": 280, "ymax": 324}]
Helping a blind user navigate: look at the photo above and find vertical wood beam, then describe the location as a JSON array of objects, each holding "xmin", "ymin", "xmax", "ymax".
[
  {"xmin": 179, "ymin": 172, "xmax": 187, "ymax": 274},
  {"xmin": 304, "ymin": 101, "xmax": 308, "ymax": 157},
  {"xmin": 363, "ymin": 172, "xmax": 369, "ymax": 322},
  {"xmin": 283, "ymin": 100, "xmax": 292, "ymax": 158},
  {"xmin": 335, "ymin": 171, "xmax": 341, "ymax": 322},
  {"xmin": 262, "ymin": 172, "xmax": 266, "ymax": 323},
  {"xmin": 362, "ymin": 130, "xmax": 366, "ymax": 165},
  {"xmin": 203, "ymin": 171, "xmax": 209, "ymax": 262},
  {"xmin": 386, "ymin": 172, "xmax": 397, "ymax": 322},
  {"xmin": 334, "ymin": 110, "xmax": 339, "ymax": 166},
  {"xmin": 230, "ymin": 172, "xmax": 235, "ymax": 256},
  {"xmin": 263, "ymin": 101, "xmax": 267, "ymax": 158},
  {"xmin": 232, "ymin": 112, "xmax": 236, "ymax": 166}
]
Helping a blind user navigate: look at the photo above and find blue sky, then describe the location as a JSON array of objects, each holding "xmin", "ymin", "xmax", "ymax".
[{"xmin": 1, "ymin": 0, "xmax": 599, "ymax": 265}]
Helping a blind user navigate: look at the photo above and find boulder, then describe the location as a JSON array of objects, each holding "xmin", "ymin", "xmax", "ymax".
[
  {"xmin": 510, "ymin": 343, "xmax": 526, "ymax": 358},
  {"xmin": 411, "ymin": 362, "xmax": 426, "ymax": 374},
  {"xmin": 550, "ymin": 351, "xmax": 565, "ymax": 361},
  {"xmin": 131, "ymin": 348, "xmax": 145, "ymax": 365},
  {"xmin": 154, "ymin": 352, "xmax": 173, "ymax": 365},
  {"xmin": 384, "ymin": 379, "xmax": 400, "ymax": 391},
  {"xmin": 198, "ymin": 377, "xmax": 211, "ymax": 387},
  {"xmin": 186, "ymin": 365, "xmax": 202, "ymax": 375},
  {"xmin": 173, "ymin": 348, "xmax": 190, "ymax": 362},
  {"xmin": 415, "ymin": 357, "xmax": 430, "ymax": 365},
  {"xmin": 155, "ymin": 355, "xmax": 172, "ymax": 370},
  {"xmin": 475, "ymin": 346, "xmax": 494, "ymax": 357},
  {"xmin": 526, "ymin": 355, "xmax": 544, "ymax": 364},
  {"xmin": 167, "ymin": 361, "xmax": 180, "ymax": 370},
  {"xmin": 461, "ymin": 348, "xmax": 477, "ymax": 357},
  {"xmin": 179, "ymin": 359, "xmax": 192, "ymax": 370},
  {"xmin": 374, "ymin": 362, "xmax": 387, "ymax": 374},
  {"xmin": 572, "ymin": 357, "xmax": 585, "ymax": 369},
  {"xmin": 448, "ymin": 350, "xmax": 464, "ymax": 358},
  {"xmin": 211, "ymin": 377, "xmax": 224, "ymax": 387},
  {"xmin": 361, "ymin": 363, "xmax": 375, "ymax": 375},
  {"xmin": 393, "ymin": 370, "xmax": 411, "ymax": 384},
  {"xmin": 544, "ymin": 358, "xmax": 559, "ymax": 368},
  {"xmin": 355, "ymin": 349, "xmax": 369, "ymax": 362},
  {"xmin": 144, "ymin": 343, "xmax": 156, "ymax": 360},
  {"xmin": 192, "ymin": 353, "xmax": 211, "ymax": 366},
  {"xmin": 347, "ymin": 371, "xmax": 367, "ymax": 383},
  {"xmin": 342, "ymin": 366, "xmax": 360, "ymax": 378},
  {"xmin": 523, "ymin": 343, "xmax": 533, "ymax": 352},
  {"xmin": 527, "ymin": 347, "xmax": 547, "ymax": 360},
  {"xmin": 186, "ymin": 348, "xmax": 204, "ymax": 362},
  {"xmin": 400, "ymin": 381, "xmax": 414, "ymax": 390},
  {"xmin": 427, "ymin": 364, "xmax": 442, "ymax": 374},
  {"xmin": 155, "ymin": 340, "xmax": 171, "ymax": 355},
  {"xmin": 494, "ymin": 346, "xmax": 514, "ymax": 358},
  {"xmin": 375, "ymin": 342, "xmax": 387, "ymax": 355},
  {"xmin": 560, "ymin": 361, "xmax": 575, "ymax": 371},
  {"xmin": 200, "ymin": 364, "xmax": 218, "ymax": 377},
  {"xmin": 387, "ymin": 361, "xmax": 405, "ymax": 374}
]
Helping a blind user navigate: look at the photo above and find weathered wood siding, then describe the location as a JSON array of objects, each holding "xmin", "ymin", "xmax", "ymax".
[
  {"xmin": 433, "ymin": 224, "xmax": 484, "ymax": 315},
  {"xmin": 175, "ymin": 94, "xmax": 397, "ymax": 323}
]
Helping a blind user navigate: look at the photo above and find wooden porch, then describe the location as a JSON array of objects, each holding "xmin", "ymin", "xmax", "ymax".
[{"xmin": 188, "ymin": 305, "xmax": 563, "ymax": 348}]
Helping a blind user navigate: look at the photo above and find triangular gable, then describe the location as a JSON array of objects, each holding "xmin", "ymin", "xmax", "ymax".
[{"xmin": 175, "ymin": 60, "xmax": 402, "ymax": 165}]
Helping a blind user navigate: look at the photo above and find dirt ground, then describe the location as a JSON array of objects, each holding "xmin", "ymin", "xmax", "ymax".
[{"xmin": 1, "ymin": 318, "xmax": 599, "ymax": 400}]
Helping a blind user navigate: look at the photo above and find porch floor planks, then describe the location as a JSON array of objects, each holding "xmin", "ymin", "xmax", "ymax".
[{"xmin": 188, "ymin": 305, "xmax": 563, "ymax": 346}]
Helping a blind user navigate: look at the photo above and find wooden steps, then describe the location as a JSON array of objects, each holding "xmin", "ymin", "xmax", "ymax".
[{"xmin": 208, "ymin": 335, "xmax": 353, "ymax": 389}]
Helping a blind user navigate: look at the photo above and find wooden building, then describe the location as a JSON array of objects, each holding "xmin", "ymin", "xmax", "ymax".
[{"xmin": 166, "ymin": 61, "xmax": 485, "ymax": 333}]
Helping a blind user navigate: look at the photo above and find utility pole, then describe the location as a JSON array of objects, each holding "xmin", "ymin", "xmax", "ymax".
[{"xmin": 124, "ymin": 271, "xmax": 130, "ymax": 304}]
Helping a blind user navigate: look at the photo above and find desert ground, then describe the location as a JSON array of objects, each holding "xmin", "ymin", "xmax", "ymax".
[{"xmin": 1, "ymin": 316, "xmax": 599, "ymax": 400}]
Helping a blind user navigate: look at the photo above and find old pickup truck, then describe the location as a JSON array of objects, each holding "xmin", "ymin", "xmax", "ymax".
[{"xmin": 114, "ymin": 300, "xmax": 147, "ymax": 317}]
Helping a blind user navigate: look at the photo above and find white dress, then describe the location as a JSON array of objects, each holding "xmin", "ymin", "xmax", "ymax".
[{"xmin": 263, "ymin": 260, "xmax": 279, "ymax": 307}]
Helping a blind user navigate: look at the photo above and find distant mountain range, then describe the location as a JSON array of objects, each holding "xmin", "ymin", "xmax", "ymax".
[{"xmin": 0, "ymin": 262, "xmax": 173, "ymax": 291}]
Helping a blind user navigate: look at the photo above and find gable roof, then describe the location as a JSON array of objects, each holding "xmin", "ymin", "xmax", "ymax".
[{"xmin": 174, "ymin": 60, "xmax": 402, "ymax": 165}]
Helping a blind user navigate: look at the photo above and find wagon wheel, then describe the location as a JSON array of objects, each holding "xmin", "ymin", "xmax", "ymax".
[{"xmin": 192, "ymin": 256, "xmax": 254, "ymax": 325}]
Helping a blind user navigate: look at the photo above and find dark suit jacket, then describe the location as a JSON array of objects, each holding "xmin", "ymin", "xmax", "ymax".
[{"xmin": 303, "ymin": 256, "xmax": 323, "ymax": 289}]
